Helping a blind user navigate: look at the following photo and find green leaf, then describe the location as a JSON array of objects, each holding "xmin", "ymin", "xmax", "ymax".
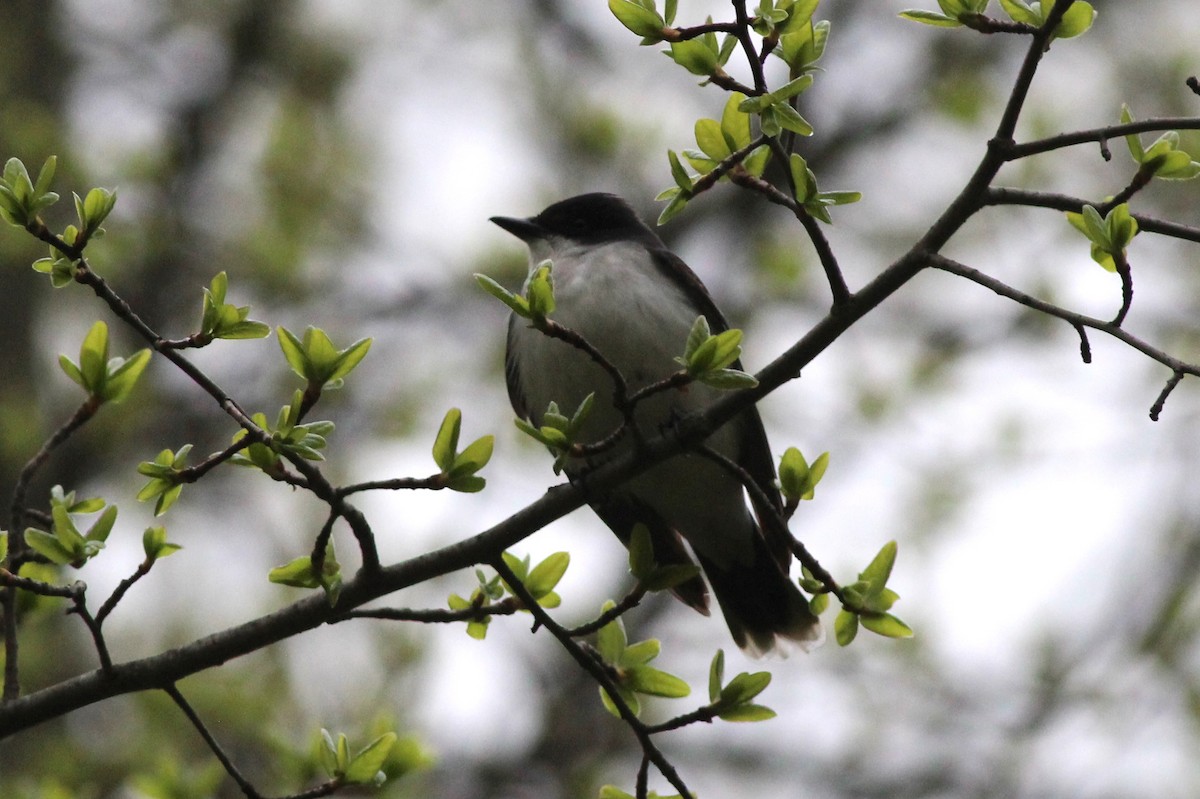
[
  {"xmin": 620, "ymin": 638, "xmax": 661, "ymax": 667},
  {"xmin": 859, "ymin": 540, "xmax": 897, "ymax": 595},
  {"xmin": 1120, "ymin": 105, "xmax": 1144, "ymax": 162},
  {"xmin": 719, "ymin": 671, "xmax": 771, "ymax": 705},
  {"xmin": 595, "ymin": 601, "xmax": 627, "ymax": 663},
  {"xmin": 24, "ymin": 528, "xmax": 76, "ymax": 565},
  {"xmin": 721, "ymin": 92, "xmax": 752, "ymax": 150},
  {"xmin": 668, "ymin": 37, "xmax": 718, "ymax": 76},
  {"xmin": 319, "ymin": 729, "xmax": 339, "ymax": 775},
  {"xmin": 31, "ymin": 155, "xmax": 56, "ymax": 200},
  {"xmin": 608, "ymin": 0, "xmax": 667, "ymax": 40},
  {"xmin": 697, "ymin": 368, "xmax": 759, "ymax": 390},
  {"xmin": 269, "ymin": 555, "xmax": 321, "ymax": 588},
  {"xmin": 79, "ymin": 321, "xmax": 110, "ymax": 391},
  {"xmin": 682, "ymin": 315, "xmax": 711, "ymax": 361},
  {"xmin": 526, "ymin": 552, "xmax": 570, "ymax": 598},
  {"xmin": 277, "ymin": 326, "xmax": 311, "ymax": 380},
  {"xmin": 864, "ymin": 587, "xmax": 900, "ymax": 613},
  {"xmin": 475, "ymin": 273, "xmax": 531, "ymax": 317},
  {"xmin": 627, "ymin": 665, "xmax": 691, "ymax": 698},
  {"xmin": 708, "ymin": 649, "xmax": 725, "ymax": 703},
  {"xmin": 344, "ymin": 732, "xmax": 398, "ymax": 784},
  {"xmin": 718, "ymin": 703, "xmax": 777, "ymax": 722},
  {"xmin": 50, "ymin": 503, "xmax": 85, "ymax": 551},
  {"xmin": 834, "ymin": 608, "xmax": 859, "ymax": 646},
  {"xmin": 666, "ymin": 149, "xmax": 693, "ymax": 192},
  {"xmin": 599, "ymin": 684, "xmax": 640, "ymax": 718},
  {"xmin": 656, "ymin": 190, "xmax": 688, "ymax": 225},
  {"xmin": 328, "ymin": 337, "xmax": 372, "ymax": 383},
  {"xmin": 526, "ymin": 261, "xmax": 556, "ymax": 318},
  {"xmin": 998, "ymin": 0, "xmax": 1038, "ymax": 24},
  {"xmin": 85, "ymin": 505, "xmax": 118, "ymax": 543},
  {"xmin": 695, "ymin": 118, "xmax": 730, "ymax": 161},
  {"xmin": 1053, "ymin": 1, "xmax": 1094, "ymax": 39},
  {"xmin": 0, "ymin": 531, "xmax": 7, "ymax": 564},
  {"xmin": 101, "ymin": 348, "xmax": 152, "ymax": 403},
  {"xmin": 78, "ymin": 186, "xmax": 116, "ymax": 237},
  {"xmin": 433, "ymin": 408, "xmax": 462, "ymax": 472},
  {"xmin": 774, "ymin": 102, "xmax": 814, "ymax": 136},
  {"xmin": 860, "ymin": 612, "xmax": 915, "ymax": 638},
  {"xmin": 451, "ymin": 435, "xmax": 494, "ymax": 477},
  {"xmin": 628, "ymin": 523, "xmax": 654, "ymax": 579},
  {"xmin": 898, "ymin": 9, "xmax": 961, "ymax": 26},
  {"xmin": 502, "ymin": 551, "xmax": 529, "ymax": 583},
  {"xmin": 58, "ymin": 355, "xmax": 86, "ymax": 390}
]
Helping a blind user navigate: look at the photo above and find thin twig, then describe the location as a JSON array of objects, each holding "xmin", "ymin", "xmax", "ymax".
[
  {"xmin": 4, "ymin": 398, "xmax": 98, "ymax": 701},
  {"xmin": 95, "ymin": 559, "xmax": 154, "ymax": 626},
  {"xmin": 66, "ymin": 593, "xmax": 111, "ymax": 672},
  {"xmin": 1150, "ymin": 371, "xmax": 1186, "ymax": 422},
  {"xmin": 696, "ymin": 445, "xmax": 844, "ymax": 602},
  {"xmin": 489, "ymin": 556, "xmax": 693, "ymax": 799},
  {"xmin": 926, "ymin": 253, "xmax": 1200, "ymax": 413},
  {"xmin": 338, "ymin": 600, "xmax": 520, "ymax": 625},
  {"xmin": 338, "ymin": 475, "xmax": 444, "ymax": 496},
  {"xmin": 984, "ymin": 187, "xmax": 1200, "ymax": 243},
  {"xmin": 164, "ymin": 683, "xmax": 266, "ymax": 799},
  {"xmin": 565, "ymin": 585, "xmax": 647, "ymax": 637}
]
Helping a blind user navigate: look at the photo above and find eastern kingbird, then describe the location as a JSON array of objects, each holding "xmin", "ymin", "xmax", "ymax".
[{"xmin": 492, "ymin": 193, "xmax": 820, "ymax": 655}]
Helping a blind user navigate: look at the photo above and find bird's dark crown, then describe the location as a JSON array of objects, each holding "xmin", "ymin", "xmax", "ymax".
[{"xmin": 531, "ymin": 193, "xmax": 658, "ymax": 245}]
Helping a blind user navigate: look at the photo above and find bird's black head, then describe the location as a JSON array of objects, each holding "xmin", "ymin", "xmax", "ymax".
[{"xmin": 491, "ymin": 193, "xmax": 659, "ymax": 246}]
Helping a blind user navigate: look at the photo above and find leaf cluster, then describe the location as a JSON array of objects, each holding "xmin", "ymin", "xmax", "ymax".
[
  {"xmin": 476, "ymin": 261, "xmax": 556, "ymax": 322},
  {"xmin": 594, "ymin": 601, "xmax": 691, "ymax": 718},
  {"xmin": 199, "ymin": 272, "xmax": 271, "ymax": 342},
  {"xmin": 447, "ymin": 551, "xmax": 570, "ymax": 639},
  {"xmin": 22, "ymin": 485, "xmax": 115, "ymax": 568},
  {"xmin": 705, "ymin": 649, "xmax": 777, "ymax": 722},
  {"xmin": 317, "ymin": 728, "xmax": 398, "ymax": 787},
  {"xmin": 1066, "ymin": 204, "xmax": 1138, "ymax": 273},
  {"xmin": 900, "ymin": 0, "xmax": 1095, "ymax": 39},
  {"xmin": 676, "ymin": 315, "xmax": 758, "ymax": 389},
  {"xmin": 136, "ymin": 444, "xmax": 193, "ymax": 516},
  {"xmin": 0, "ymin": 156, "xmax": 59, "ymax": 229},
  {"xmin": 514, "ymin": 394, "xmax": 595, "ymax": 475},
  {"xmin": 805, "ymin": 541, "xmax": 914, "ymax": 645},
  {"xmin": 1121, "ymin": 105, "xmax": 1200, "ymax": 181},
  {"xmin": 231, "ymin": 391, "xmax": 336, "ymax": 470},
  {"xmin": 269, "ymin": 539, "xmax": 343, "ymax": 605},
  {"xmin": 58, "ymin": 321, "xmax": 151, "ymax": 405},
  {"xmin": 777, "ymin": 446, "xmax": 829, "ymax": 504},
  {"xmin": 278, "ymin": 325, "xmax": 372, "ymax": 392},
  {"xmin": 431, "ymin": 408, "xmax": 494, "ymax": 493}
]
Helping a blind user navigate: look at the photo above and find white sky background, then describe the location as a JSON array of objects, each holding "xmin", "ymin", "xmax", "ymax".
[{"xmin": 47, "ymin": 1, "xmax": 1200, "ymax": 796}]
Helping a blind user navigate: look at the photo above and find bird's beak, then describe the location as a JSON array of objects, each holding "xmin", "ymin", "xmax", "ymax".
[{"xmin": 490, "ymin": 215, "xmax": 544, "ymax": 242}]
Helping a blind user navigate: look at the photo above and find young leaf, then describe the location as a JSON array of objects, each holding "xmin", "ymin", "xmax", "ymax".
[
  {"xmin": 861, "ymin": 612, "xmax": 915, "ymax": 639},
  {"xmin": 626, "ymin": 665, "xmax": 691, "ymax": 698},
  {"xmin": 526, "ymin": 552, "xmax": 570, "ymax": 598},
  {"xmin": 343, "ymin": 732, "xmax": 398, "ymax": 784},
  {"xmin": 433, "ymin": 408, "xmax": 463, "ymax": 472},
  {"xmin": 708, "ymin": 649, "xmax": 725, "ymax": 703},
  {"xmin": 859, "ymin": 540, "xmax": 897, "ymax": 594},
  {"xmin": 834, "ymin": 608, "xmax": 859, "ymax": 646}
]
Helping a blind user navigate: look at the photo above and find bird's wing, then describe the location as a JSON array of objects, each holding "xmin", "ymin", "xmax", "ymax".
[
  {"xmin": 504, "ymin": 312, "xmax": 530, "ymax": 421},
  {"xmin": 649, "ymin": 247, "xmax": 789, "ymax": 567}
]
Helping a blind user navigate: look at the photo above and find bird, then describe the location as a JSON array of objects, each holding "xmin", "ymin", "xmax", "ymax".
[{"xmin": 491, "ymin": 193, "xmax": 821, "ymax": 656}]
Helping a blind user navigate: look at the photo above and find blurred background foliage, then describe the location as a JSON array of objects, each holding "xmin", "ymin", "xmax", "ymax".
[{"xmin": 3, "ymin": 1, "xmax": 1200, "ymax": 797}]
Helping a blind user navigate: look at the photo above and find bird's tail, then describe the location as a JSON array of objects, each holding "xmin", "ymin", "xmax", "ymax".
[{"xmin": 699, "ymin": 533, "xmax": 823, "ymax": 657}]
